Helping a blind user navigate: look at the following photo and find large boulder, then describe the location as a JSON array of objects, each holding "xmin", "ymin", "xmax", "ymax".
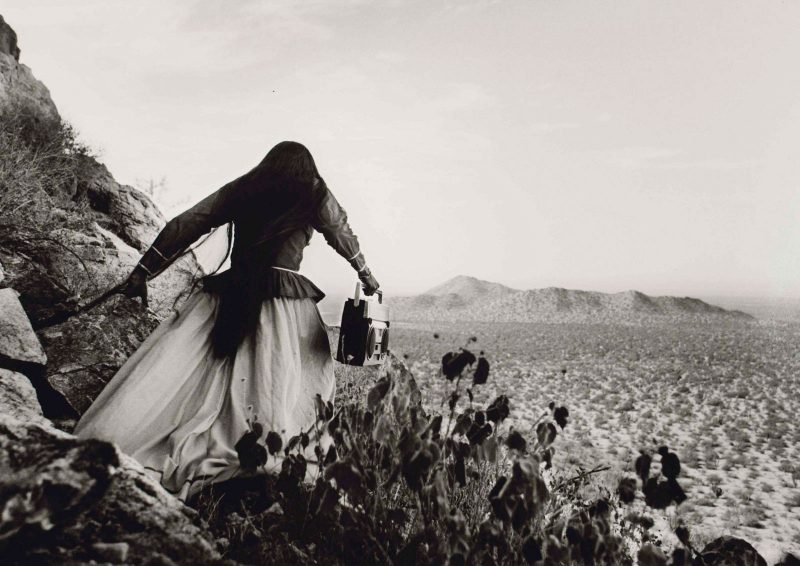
[
  {"xmin": 37, "ymin": 297, "xmax": 161, "ymax": 417},
  {"xmin": 22, "ymin": 220, "xmax": 199, "ymax": 417},
  {"xmin": 0, "ymin": 346, "xmax": 224, "ymax": 565},
  {"xmin": 76, "ymin": 157, "xmax": 168, "ymax": 252},
  {"xmin": 0, "ymin": 368, "xmax": 49, "ymax": 427},
  {"xmin": 0, "ymin": 415, "xmax": 223, "ymax": 565},
  {"xmin": 0, "ymin": 287, "xmax": 46, "ymax": 371},
  {"xmin": 0, "ymin": 221, "xmax": 199, "ymax": 417},
  {"xmin": 0, "ymin": 288, "xmax": 71, "ymax": 416},
  {"xmin": 0, "ymin": 222, "xmax": 198, "ymax": 324}
]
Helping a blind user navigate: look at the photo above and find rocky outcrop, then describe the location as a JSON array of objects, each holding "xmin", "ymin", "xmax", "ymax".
[
  {"xmin": 0, "ymin": 13, "xmax": 223, "ymax": 561},
  {"xmin": 0, "ymin": 16, "xmax": 57, "ymax": 121},
  {"xmin": 0, "ymin": 415, "xmax": 223, "ymax": 565},
  {"xmin": 0, "ymin": 15, "xmax": 202, "ymax": 417},
  {"xmin": 0, "ymin": 329, "xmax": 223, "ymax": 565},
  {"xmin": 37, "ymin": 298, "xmax": 161, "ymax": 416},
  {"xmin": 0, "ymin": 368, "xmax": 50, "ymax": 427},
  {"xmin": 0, "ymin": 287, "xmax": 46, "ymax": 371},
  {"xmin": 0, "ymin": 288, "xmax": 72, "ymax": 418},
  {"xmin": 77, "ymin": 157, "xmax": 170, "ymax": 253},
  {"xmin": 0, "ymin": 217, "xmax": 200, "ymax": 418},
  {"xmin": 0, "ymin": 220, "xmax": 199, "ymax": 323},
  {"xmin": 0, "ymin": 15, "xmax": 20, "ymax": 60},
  {"xmin": 0, "ymin": 215, "xmax": 200, "ymax": 417}
]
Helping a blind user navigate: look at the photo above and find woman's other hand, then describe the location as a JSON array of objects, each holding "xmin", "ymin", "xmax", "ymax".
[
  {"xmin": 358, "ymin": 267, "xmax": 380, "ymax": 296},
  {"xmin": 121, "ymin": 266, "xmax": 149, "ymax": 308}
]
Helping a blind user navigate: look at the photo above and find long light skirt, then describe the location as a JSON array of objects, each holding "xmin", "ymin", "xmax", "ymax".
[{"xmin": 74, "ymin": 291, "xmax": 335, "ymax": 501}]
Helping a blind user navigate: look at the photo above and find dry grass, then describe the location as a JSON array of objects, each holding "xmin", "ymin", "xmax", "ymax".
[{"xmin": 0, "ymin": 96, "xmax": 93, "ymax": 231}]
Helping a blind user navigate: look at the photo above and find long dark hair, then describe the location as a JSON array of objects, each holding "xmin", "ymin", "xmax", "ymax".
[
  {"xmin": 203, "ymin": 141, "xmax": 324, "ymax": 358},
  {"xmin": 258, "ymin": 140, "xmax": 321, "ymax": 181},
  {"xmin": 181, "ymin": 141, "xmax": 319, "ymax": 273}
]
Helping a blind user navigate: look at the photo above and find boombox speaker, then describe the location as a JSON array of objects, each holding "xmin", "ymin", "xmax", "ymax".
[{"xmin": 336, "ymin": 282, "xmax": 390, "ymax": 366}]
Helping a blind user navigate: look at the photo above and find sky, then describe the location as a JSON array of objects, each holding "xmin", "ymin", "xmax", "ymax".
[{"xmin": 3, "ymin": 0, "xmax": 799, "ymax": 304}]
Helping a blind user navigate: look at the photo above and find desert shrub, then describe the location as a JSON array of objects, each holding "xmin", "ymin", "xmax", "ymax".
[
  {"xmin": 785, "ymin": 492, "xmax": 800, "ymax": 509},
  {"xmin": 188, "ymin": 333, "xmax": 780, "ymax": 566},
  {"xmin": 0, "ymin": 96, "xmax": 94, "ymax": 240},
  {"xmin": 193, "ymin": 340, "xmax": 652, "ymax": 565},
  {"xmin": 618, "ymin": 398, "xmax": 635, "ymax": 412}
]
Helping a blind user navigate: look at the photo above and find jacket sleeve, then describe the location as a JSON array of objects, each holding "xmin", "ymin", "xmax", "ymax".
[
  {"xmin": 311, "ymin": 180, "xmax": 367, "ymax": 272},
  {"xmin": 137, "ymin": 177, "xmax": 242, "ymax": 277}
]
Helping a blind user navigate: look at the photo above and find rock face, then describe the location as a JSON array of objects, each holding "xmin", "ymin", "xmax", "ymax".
[
  {"xmin": 0, "ymin": 218, "xmax": 200, "ymax": 325},
  {"xmin": 0, "ymin": 321, "xmax": 223, "ymax": 565},
  {"xmin": 7, "ymin": 215, "xmax": 200, "ymax": 416},
  {"xmin": 37, "ymin": 298, "xmax": 161, "ymax": 415},
  {"xmin": 0, "ymin": 289, "xmax": 70, "ymax": 417},
  {"xmin": 0, "ymin": 288, "xmax": 47, "ymax": 370},
  {"xmin": 0, "ymin": 15, "xmax": 202, "ymax": 417},
  {"xmin": 0, "ymin": 15, "xmax": 20, "ymax": 60},
  {"xmin": 0, "ymin": 415, "xmax": 223, "ymax": 565},
  {"xmin": 78, "ymin": 157, "xmax": 170, "ymax": 252},
  {"xmin": 0, "ymin": 368, "xmax": 49, "ymax": 426},
  {"xmin": 0, "ymin": 15, "xmax": 57, "ymax": 120}
]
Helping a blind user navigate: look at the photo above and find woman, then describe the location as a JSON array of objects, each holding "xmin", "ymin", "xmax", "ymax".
[{"xmin": 74, "ymin": 141, "xmax": 380, "ymax": 501}]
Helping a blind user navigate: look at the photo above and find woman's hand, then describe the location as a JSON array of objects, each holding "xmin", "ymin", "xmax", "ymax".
[
  {"xmin": 358, "ymin": 267, "xmax": 380, "ymax": 296},
  {"xmin": 120, "ymin": 265, "xmax": 149, "ymax": 308}
]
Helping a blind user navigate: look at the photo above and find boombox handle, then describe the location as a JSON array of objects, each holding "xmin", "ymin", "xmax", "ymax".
[{"xmin": 353, "ymin": 281, "xmax": 383, "ymax": 307}]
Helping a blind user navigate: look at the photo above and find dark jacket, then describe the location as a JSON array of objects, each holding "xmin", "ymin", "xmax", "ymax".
[
  {"xmin": 137, "ymin": 171, "xmax": 367, "ymax": 357},
  {"xmin": 138, "ymin": 172, "xmax": 367, "ymax": 302}
]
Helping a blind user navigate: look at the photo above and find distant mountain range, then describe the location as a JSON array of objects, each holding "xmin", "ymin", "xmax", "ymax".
[{"xmin": 387, "ymin": 276, "xmax": 754, "ymax": 323}]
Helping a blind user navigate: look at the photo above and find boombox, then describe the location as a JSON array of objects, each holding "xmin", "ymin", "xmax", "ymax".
[{"xmin": 336, "ymin": 283, "xmax": 390, "ymax": 366}]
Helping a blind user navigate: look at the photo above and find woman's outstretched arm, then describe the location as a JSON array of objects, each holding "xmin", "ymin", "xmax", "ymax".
[
  {"xmin": 135, "ymin": 176, "xmax": 244, "ymax": 278},
  {"xmin": 311, "ymin": 179, "xmax": 380, "ymax": 294},
  {"xmin": 118, "ymin": 175, "xmax": 248, "ymax": 304}
]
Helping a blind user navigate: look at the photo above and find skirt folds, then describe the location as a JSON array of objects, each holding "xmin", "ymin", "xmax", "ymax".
[{"xmin": 74, "ymin": 291, "xmax": 335, "ymax": 500}]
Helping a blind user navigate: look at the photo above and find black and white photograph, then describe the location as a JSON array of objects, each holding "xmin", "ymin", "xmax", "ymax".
[{"xmin": 0, "ymin": 2, "xmax": 798, "ymax": 564}]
